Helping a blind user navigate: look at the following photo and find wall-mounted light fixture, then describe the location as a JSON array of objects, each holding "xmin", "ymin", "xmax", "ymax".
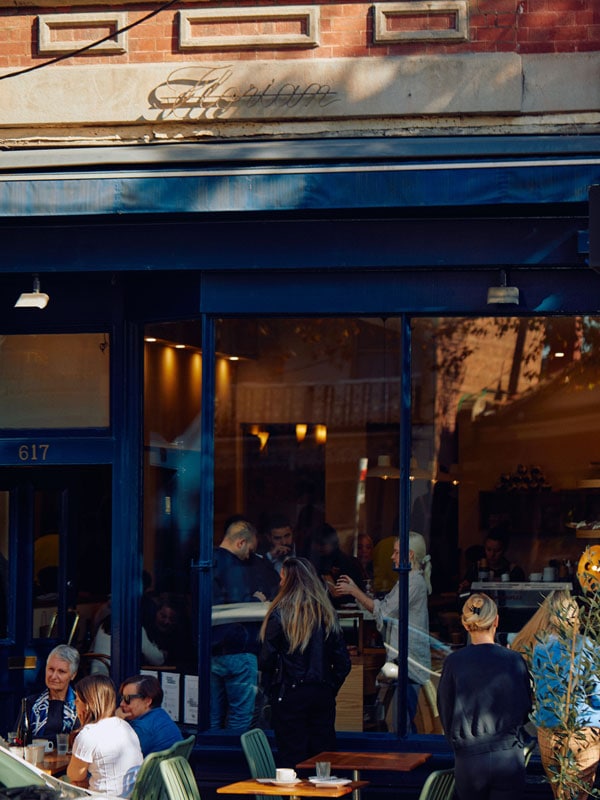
[
  {"xmin": 295, "ymin": 423, "xmax": 308, "ymax": 443},
  {"xmin": 314, "ymin": 424, "xmax": 327, "ymax": 445},
  {"xmin": 487, "ymin": 269, "xmax": 519, "ymax": 305},
  {"xmin": 14, "ymin": 274, "xmax": 49, "ymax": 309}
]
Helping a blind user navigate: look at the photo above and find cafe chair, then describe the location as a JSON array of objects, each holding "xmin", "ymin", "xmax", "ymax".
[
  {"xmin": 416, "ymin": 769, "xmax": 455, "ymax": 800},
  {"xmin": 160, "ymin": 756, "xmax": 201, "ymax": 800},
  {"xmin": 130, "ymin": 745, "xmax": 180, "ymax": 800},
  {"xmin": 240, "ymin": 728, "xmax": 279, "ymax": 800},
  {"xmin": 170, "ymin": 734, "xmax": 196, "ymax": 761}
]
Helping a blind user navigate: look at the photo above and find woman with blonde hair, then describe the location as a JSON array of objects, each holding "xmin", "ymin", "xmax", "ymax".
[
  {"xmin": 67, "ymin": 674, "xmax": 143, "ymax": 797},
  {"xmin": 510, "ymin": 589, "xmax": 574, "ymax": 665},
  {"xmin": 529, "ymin": 590, "xmax": 600, "ymax": 799},
  {"xmin": 335, "ymin": 531, "xmax": 432, "ymax": 727},
  {"xmin": 259, "ymin": 557, "xmax": 351, "ymax": 766},
  {"xmin": 437, "ymin": 593, "xmax": 532, "ymax": 800}
]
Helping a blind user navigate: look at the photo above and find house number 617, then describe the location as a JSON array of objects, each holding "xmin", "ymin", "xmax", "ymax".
[{"xmin": 18, "ymin": 444, "xmax": 49, "ymax": 462}]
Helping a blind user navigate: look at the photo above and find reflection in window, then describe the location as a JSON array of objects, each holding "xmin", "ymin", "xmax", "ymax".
[
  {"xmin": 0, "ymin": 493, "xmax": 8, "ymax": 638},
  {"xmin": 412, "ymin": 316, "xmax": 600, "ymax": 722},
  {"xmin": 214, "ymin": 318, "xmax": 401, "ymax": 733},
  {"xmin": 0, "ymin": 334, "xmax": 110, "ymax": 428},
  {"xmin": 143, "ymin": 321, "xmax": 201, "ymax": 682}
]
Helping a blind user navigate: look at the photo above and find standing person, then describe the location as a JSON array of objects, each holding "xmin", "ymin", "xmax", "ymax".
[
  {"xmin": 67, "ymin": 674, "xmax": 143, "ymax": 797},
  {"xmin": 211, "ymin": 519, "xmax": 266, "ymax": 731},
  {"xmin": 335, "ymin": 531, "xmax": 432, "ymax": 727},
  {"xmin": 116, "ymin": 674, "xmax": 182, "ymax": 757},
  {"xmin": 263, "ymin": 514, "xmax": 296, "ymax": 575},
  {"xmin": 529, "ymin": 591, "xmax": 600, "ymax": 800},
  {"xmin": 437, "ymin": 593, "xmax": 532, "ymax": 800},
  {"xmin": 21, "ymin": 644, "xmax": 80, "ymax": 744},
  {"xmin": 259, "ymin": 557, "xmax": 351, "ymax": 766}
]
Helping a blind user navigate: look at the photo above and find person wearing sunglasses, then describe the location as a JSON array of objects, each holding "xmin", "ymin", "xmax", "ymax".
[{"xmin": 116, "ymin": 674, "xmax": 182, "ymax": 757}]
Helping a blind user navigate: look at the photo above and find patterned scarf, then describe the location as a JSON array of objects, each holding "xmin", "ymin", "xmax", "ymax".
[{"xmin": 30, "ymin": 686, "xmax": 78, "ymax": 735}]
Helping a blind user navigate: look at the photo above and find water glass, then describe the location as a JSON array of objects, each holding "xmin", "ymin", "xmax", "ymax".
[
  {"xmin": 56, "ymin": 733, "xmax": 69, "ymax": 755},
  {"xmin": 316, "ymin": 762, "xmax": 331, "ymax": 780}
]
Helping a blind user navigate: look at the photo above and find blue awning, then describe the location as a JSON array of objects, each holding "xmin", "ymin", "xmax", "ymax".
[{"xmin": 0, "ymin": 138, "xmax": 598, "ymax": 217}]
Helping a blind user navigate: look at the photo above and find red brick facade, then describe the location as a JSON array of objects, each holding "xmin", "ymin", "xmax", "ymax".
[{"xmin": 0, "ymin": 0, "xmax": 598, "ymax": 71}]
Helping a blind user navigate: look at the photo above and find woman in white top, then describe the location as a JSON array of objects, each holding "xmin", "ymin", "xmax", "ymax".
[
  {"xmin": 335, "ymin": 530, "xmax": 432, "ymax": 727},
  {"xmin": 67, "ymin": 674, "xmax": 143, "ymax": 797}
]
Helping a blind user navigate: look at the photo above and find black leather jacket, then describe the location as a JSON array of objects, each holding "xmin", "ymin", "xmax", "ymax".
[{"xmin": 259, "ymin": 609, "xmax": 351, "ymax": 699}]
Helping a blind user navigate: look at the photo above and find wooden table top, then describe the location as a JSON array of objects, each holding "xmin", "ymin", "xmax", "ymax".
[
  {"xmin": 217, "ymin": 779, "xmax": 369, "ymax": 797},
  {"xmin": 39, "ymin": 752, "xmax": 71, "ymax": 776},
  {"xmin": 296, "ymin": 752, "xmax": 432, "ymax": 773}
]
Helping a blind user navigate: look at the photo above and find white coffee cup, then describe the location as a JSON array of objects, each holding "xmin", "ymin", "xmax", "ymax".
[
  {"xmin": 529, "ymin": 572, "xmax": 543, "ymax": 582},
  {"xmin": 276, "ymin": 769, "xmax": 297, "ymax": 783},
  {"xmin": 33, "ymin": 738, "xmax": 53, "ymax": 753}
]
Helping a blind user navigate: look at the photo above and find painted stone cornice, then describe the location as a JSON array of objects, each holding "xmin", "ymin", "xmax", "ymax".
[{"xmin": 0, "ymin": 53, "xmax": 598, "ymax": 129}]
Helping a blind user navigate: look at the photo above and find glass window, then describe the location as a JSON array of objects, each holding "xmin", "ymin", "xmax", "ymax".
[
  {"xmin": 411, "ymin": 316, "xmax": 600, "ymax": 729},
  {"xmin": 0, "ymin": 334, "xmax": 110, "ymax": 429},
  {"xmin": 143, "ymin": 321, "xmax": 201, "ymax": 695},
  {"xmin": 212, "ymin": 317, "xmax": 401, "ymax": 734},
  {"xmin": 0, "ymin": 492, "xmax": 7, "ymax": 639}
]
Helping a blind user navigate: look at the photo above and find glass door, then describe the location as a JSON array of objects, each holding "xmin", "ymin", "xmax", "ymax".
[{"xmin": 0, "ymin": 466, "xmax": 111, "ymax": 737}]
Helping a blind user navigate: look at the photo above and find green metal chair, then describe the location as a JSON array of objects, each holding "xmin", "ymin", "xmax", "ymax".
[
  {"xmin": 160, "ymin": 756, "xmax": 201, "ymax": 800},
  {"xmin": 417, "ymin": 769, "xmax": 456, "ymax": 800},
  {"xmin": 170, "ymin": 734, "xmax": 196, "ymax": 760},
  {"xmin": 240, "ymin": 728, "xmax": 279, "ymax": 800},
  {"xmin": 130, "ymin": 745, "xmax": 177, "ymax": 800}
]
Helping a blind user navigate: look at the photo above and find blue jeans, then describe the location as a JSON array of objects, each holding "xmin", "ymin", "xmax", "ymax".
[{"xmin": 210, "ymin": 653, "xmax": 258, "ymax": 731}]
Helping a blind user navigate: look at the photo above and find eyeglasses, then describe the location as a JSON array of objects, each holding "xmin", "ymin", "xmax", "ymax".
[{"xmin": 120, "ymin": 693, "xmax": 143, "ymax": 704}]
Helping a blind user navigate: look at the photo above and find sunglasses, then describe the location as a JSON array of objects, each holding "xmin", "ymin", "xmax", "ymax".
[{"xmin": 120, "ymin": 693, "xmax": 144, "ymax": 704}]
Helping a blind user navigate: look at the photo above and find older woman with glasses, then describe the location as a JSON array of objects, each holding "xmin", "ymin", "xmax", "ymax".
[
  {"xmin": 67, "ymin": 674, "xmax": 143, "ymax": 797},
  {"xmin": 116, "ymin": 674, "xmax": 182, "ymax": 757}
]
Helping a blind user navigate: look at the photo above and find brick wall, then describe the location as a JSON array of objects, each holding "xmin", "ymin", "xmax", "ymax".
[{"xmin": 0, "ymin": 1, "xmax": 598, "ymax": 70}]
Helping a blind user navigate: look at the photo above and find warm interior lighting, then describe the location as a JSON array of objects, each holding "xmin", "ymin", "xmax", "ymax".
[
  {"xmin": 314, "ymin": 424, "xmax": 327, "ymax": 445},
  {"xmin": 145, "ymin": 337, "xmax": 157, "ymax": 343},
  {"xmin": 175, "ymin": 344, "xmax": 185, "ymax": 349},
  {"xmin": 257, "ymin": 430, "xmax": 270, "ymax": 451},
  {"xmin": 14, "ymin": 275, "xmax": 49, "ymax": 309},
  {"xmin": 554, "ymin": 351, "xmax": 565, "ymax": 358},
  {"xmin": 367, "ymin": 455, "xmax": 400, "ymax": 480},
  {"xmin": 295, "ymin": 423, "xmax": 308, "ymax": 442},
  {"xmin": 229, "ymin": 356, "xmax": 240, "ymax": 361}
]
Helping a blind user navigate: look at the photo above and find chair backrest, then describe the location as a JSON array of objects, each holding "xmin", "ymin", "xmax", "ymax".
[
  {"xmin": 130, "ymin": 746, "xmax": 175, "ymax": 800},
  {"xmin": 160, "ymin": 756, "xmax": 201, "ymax": 800},
  {"xmin": 169, "ymin": 734, "xmax": 196, "ymax": 761},
  {"xmin": 240, "ymin": 728, "xmax": 279, "ymax": 800},
  {"xmin": 417, "ymin": 769, "xmax": 456, "ymax": 800},
  {"xmin": 240, "ymin": 729, "xmax": 276, "ymax": 779}
]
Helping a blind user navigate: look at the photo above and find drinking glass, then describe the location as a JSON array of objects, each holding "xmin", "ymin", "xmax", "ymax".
[{"xmin": 316, "ymin": 762, "xmax": 331, "ymax": 780}]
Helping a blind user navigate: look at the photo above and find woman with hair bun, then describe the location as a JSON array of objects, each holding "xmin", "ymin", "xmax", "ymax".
[{"xmin": 437, "ymin": 593, "xmax": 532, "ymax": 800}]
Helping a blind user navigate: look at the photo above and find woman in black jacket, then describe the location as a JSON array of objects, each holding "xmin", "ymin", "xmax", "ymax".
[{"xmin": 259, "ymin": 557, "xmax": 351, "ymax": 767}]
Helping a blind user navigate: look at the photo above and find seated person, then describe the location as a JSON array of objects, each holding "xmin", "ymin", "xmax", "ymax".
[
  {"xmin": 459, "ymin": 526, "xmax": 525, "ymax": 592},
  {"xmin": 21, "ymin": 644, "xmax": 80, "ymax": 744},
  {"xmin": 116, "ymin": 674, "xmax": 182, "ymax": 757},
  {"xmin": 89, "ymin": 615, "xmax": 166, "ymax": 675},
  {"xmin": 67, "ymin": 674, "xmax": 143, "ymax": 797},
  {"xmin": 308, "ymin": 522, "xmax": 364, "ymax": 606}
]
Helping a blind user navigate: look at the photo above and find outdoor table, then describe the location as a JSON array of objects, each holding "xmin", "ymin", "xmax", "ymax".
[
  {"xmin": 217, "ymin": 778, "xmax": 368, "ymax": 799},
  {"xmin": 296, "ymin": 751, "xmax": 432, "ymax": 800},
  {"xmin": 39, "ymin": 752, "xmax": 71, "ymax": 776}
]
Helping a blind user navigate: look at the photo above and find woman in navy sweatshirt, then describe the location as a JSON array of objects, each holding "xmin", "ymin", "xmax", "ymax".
[{"xmin": 437, "ymin": 592, "xmax": 532, "ymax": 800}]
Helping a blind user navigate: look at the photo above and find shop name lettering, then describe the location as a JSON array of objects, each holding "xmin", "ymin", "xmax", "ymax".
[{"xmin": 151, "ymin": 66, "xmax": 339, "ymax": 118}]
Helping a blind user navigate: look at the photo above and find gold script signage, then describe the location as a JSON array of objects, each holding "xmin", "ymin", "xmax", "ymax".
[{"xmin": 150, "ymin": 65, "xmax": 340, "ymax": 119}]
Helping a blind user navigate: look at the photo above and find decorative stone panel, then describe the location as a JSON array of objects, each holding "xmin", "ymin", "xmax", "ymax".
[
  {"xmin": 178, "ymin": 6, "xmax": 320, "ymax": 51},
  {"xmin": 373, "ymin": 1, "xmax": 468, "ymax": 43},
  {"xmin": 38, "ymin": 12, "xmax": 128, "ymax": 55}
]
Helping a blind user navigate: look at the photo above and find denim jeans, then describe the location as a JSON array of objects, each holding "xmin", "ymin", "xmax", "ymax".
[{"xmin": 210, "ymin": 652, "xmax": 258, "ymax": 731}]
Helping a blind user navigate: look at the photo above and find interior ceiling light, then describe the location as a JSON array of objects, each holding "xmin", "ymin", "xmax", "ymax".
[
  {"xmin": 367, "ymin": 455, "xmax": 400, "ymax": 480},
  {"xmin": 14, "ymin": 274, "xmax": 49, "ymax": 309}
]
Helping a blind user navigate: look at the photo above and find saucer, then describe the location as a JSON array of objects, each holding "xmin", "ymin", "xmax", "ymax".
[
  {"xmin": 308, "ymin": 777, "xmax": 350, "ymax": 786},
  {"xmin": 257, "ymin": 778, "xmax": 302, "ymax": 786}
]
